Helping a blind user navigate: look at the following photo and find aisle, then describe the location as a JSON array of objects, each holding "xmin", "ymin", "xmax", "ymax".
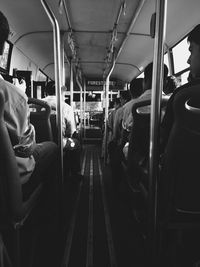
[{"xmin": 61, "ymin": 144, "xmax": 147, "ymax": 267}]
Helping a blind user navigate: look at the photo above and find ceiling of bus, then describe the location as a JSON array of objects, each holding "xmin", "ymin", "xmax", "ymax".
[{"xmin": 1, "ymin": 0, "xmax": 200, "ymax": 84}]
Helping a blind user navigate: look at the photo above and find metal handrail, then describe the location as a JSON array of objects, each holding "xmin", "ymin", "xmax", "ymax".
[
  {"xmin": 76, "ymin": 75, "xmax": 83, "ymax": 131},
  {"xmin": 149, "ymin": 0, "xmax": 167, "ymax": 263},
  {"xmin": 103, "ymin": 53, "xmax": 116, "ymax": 164},
  {"xmin": 40, "ymin": 0, "xmax": 63, "ymax": 182},
  {"xmin": 115, "ymin": 0, "xmax": 146, "ymax": 63},
  {"xmin": 69, "ymin": 58, "xmax": 74, "ymax": 106}
]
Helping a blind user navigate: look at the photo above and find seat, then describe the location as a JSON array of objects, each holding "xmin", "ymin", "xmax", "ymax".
[
  {"xmin": 0, "ymin": 91, "xmax": 43, "ymax": 267},
  {"xmin": 127, "ymin": 98, "xmax": 168, "ymax": 198},
  {"xmin": 28, "ymin": 98, "xmax": 53, "ymax": 143},
  {"xmin": 157, "ymin": 85, "xmax": 200, "ymax": 263},
  {"xmin": 50, "ymin": 113, "xmax": 58, "ymax": 144},
  {"xmin": 127, "ymin": 99, "xmax": 151, "ymax": 184}
]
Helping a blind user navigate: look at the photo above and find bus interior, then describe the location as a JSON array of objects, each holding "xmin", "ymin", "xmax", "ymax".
[{"xmin": 1, "ymin": 0, "xmax": 200, "ymax": 266}]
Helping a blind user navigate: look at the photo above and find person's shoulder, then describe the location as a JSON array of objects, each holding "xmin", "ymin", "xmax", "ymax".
[
  {"xmin": 169, "ymin": 80, "xmax": 200, "ymax": 100},
  {"xmin": 123, "ymin": 99, "xmax": 137, "ymax": 115},
  {"xmin": 124, "ymin": 98, "xmax": 135, "ymax": 108},
  {"xmin": 114, "ymin": 106, "xmax": 122, "ymax": 119},
  {"xmin": 0, "ymin": 78, "xmax": 27, "ymax": 102},
  {"xmin": 0, "ymin": 78, "xmax": 14, "ymax": 90},
  {"xmin": 63, "ymin": 101, "xmax": 73, "ymax": 110},
  {"xmin": 116, "ymin": 105, "xmax": 123, "ymax": 112},
  {"xmin": 116, "ymin": 105, "xmax": 124, "ymax": 114}
]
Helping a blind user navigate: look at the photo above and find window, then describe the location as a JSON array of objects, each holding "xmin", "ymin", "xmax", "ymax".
[
  {"xmin": 37, "ymin": 69, "xmax": 48, "ymax": 81},
  {"xmin": 177, "ymin": 70, "xmax": 190, "ymax": 86},
  {"xmin": 73, "ymin": 93, "xmax": 80, "ymax": 102},
  {"xmin": 0, "ymin": 40, "xmax": 12, "ymax": 73},
  {"xmin": 173, "ymin": 38, "xmax": 190, "ymax": 73},
  {"xmin": 164, "ymin": 52, "xmax": 169, "ymax": 70},
  {"xmin": 137, "ymin": 72, "xmax": 144, "ymax": 78},
  {"xmin": 37, "ymin": 86, "xmax": 42, "ymax": 99}
]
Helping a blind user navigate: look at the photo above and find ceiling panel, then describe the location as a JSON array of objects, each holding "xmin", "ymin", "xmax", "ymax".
[{"xmin": 0, "ymin": 0, "xmax": 200, "ymax": 83}]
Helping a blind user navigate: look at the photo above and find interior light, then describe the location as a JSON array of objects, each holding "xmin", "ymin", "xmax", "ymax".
[{"xmin": 58, "ymin": 0, "xmax": 63, "ymax": 14}]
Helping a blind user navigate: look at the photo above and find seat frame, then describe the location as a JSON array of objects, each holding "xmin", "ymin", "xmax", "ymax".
[
  {"xmin": 157, "ymin": 86, "xmax": 200, "ymax": 265},
  {"xmin": 28, "ymin": 97, "xmax": 53, "ymax": 142}
]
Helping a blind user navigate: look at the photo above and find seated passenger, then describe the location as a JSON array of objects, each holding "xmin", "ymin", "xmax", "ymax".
[
  {"xmin": 120, "ymin": 78, "xmax": 144, "ymax": 156},
  {"xmin": 108, "ymin": 91, "xmax": 131, "ymax": 191},
  {"xmin": 122, "ymin": 63, "xmax": 168, "ymax": 160},
  {"xmin": 111, "ymin": 90, "xmax": 131, "ymax": 145},
  {"xmin": 0, "ymin": 11, "xmax": 58, "ymax": 200},
  {"xmin": 102, "ymin": 97, "xmax": 121, "ymax": 161},
  {"xmin": 107, "ymin": 97, "xmax": 121, "ymax": 144},
  {"xmin": 163, "ymin": 75, "xmax": 180, "ymax": 96},
  {"xmin": 161, "ymin": 24, "xmax": 200, "ymax": 153},
  {"xmin": 43, "ymin": 81, "xmax": 83, "ymax": 182}
]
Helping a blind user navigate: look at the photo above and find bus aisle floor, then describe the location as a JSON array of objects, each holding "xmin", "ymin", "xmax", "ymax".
[{"xmin": 60, "ymin": 144, "xmax": 148, "ymax": 267}]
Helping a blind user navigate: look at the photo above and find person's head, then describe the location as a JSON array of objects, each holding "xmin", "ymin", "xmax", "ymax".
[
  {"xmin": 0, "ymin": 11, "xmax": 10, "ymax": 55},
  {"xmin": 45, "ymin": 81, "xmax": 55, "ymax": 96},
  {"xmin": 163, "ymin": 75, "xmax": 179, "ymax": 95},
  {"xmin": 45, "ymin": 82, "xmax": 68, "ymax": 102},
  {"xmin": 13, "ymin": 77, "xmax": 26, "ymax": 93},
  {"xmin": 187, "ymin": 24, "xmax": 200, "ymax": 79},
  {"xmin": 143, "ymin": 62, "xmax": 168, "ymax": 91},
  {"xmin": 109, "ymin": 100, "xmax": 114, "ymax": 109},
  {"xmin": 129, "ymin": 78, "xmax": 144, "ymax": 98},
  {"xmin": 114, "ymin": 97, "xmax": 121, "ymax": 109},
  {"xmin": 119, "ymin": 90, "xmax": 131, "ymax": 106},
  {"xmin": 187, "ymin": 71, "xmax": 194, "ymax": 82}
]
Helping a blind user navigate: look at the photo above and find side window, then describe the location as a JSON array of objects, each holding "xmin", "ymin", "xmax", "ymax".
[
  {"xmin": 172, "ymin": 37, "xmax": 190, "ymax": 85},
  {"xmin": 164, "ymin": 52, "xmax": 169, "ymax": 70},
  {"xmin": 173, "ymin": 38, "xmax": 190, "ymax": 73},
  {"xmin": 137, "ymin": 72, "xmax": 144, "ymax": 78},
  {"xmin": 178, "ymin": 70, "xmax": 190, "ymax": 85}
]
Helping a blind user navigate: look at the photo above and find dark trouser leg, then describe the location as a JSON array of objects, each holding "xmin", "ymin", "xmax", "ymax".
[
  {"xmin": 70, "ymin": 148, "xmax": 81, "ymax": 175},
  {"xmin": 63, "ymin": 138, "xmax": 81, "ymax": 177},
  {"xmin": 22, "ymin": 141, "xmax": 58, "ymax": 200},
  {"xmin": 109, "ymin": 143, "xmax": 123, "ymax": 191}
]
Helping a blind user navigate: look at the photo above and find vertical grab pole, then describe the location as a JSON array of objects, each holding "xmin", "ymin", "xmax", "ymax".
[
  {"xmin": 76, "ymin": 76, "xmax": 83, "ymax": 131},
  {"xmin": 60, "ymin": 33, "xmax": 65, "ymax": 86},
  {"xmin": 41, "ymin": 0, "xmax": 63, "ymax": 183},
  {"xmin": 70, "ymin": 58, "xmax": 74, "ymax": 107},
  {"xmin": 83, "ymin": 79, "xmax": 86, "ymax": 139},
  {"xmin": 103, "ymin": 76, "xmax": 109, "ymax": 165},
  {"xmin": 103, "ymin": 56, "xmax": 116, "ymax": 165},
  {"xmin": 80, "ymin": 80, "xmax": 83, "ymax": 132},
  {"xmin": 148, "ymin": 0, "xmax": 167, "ymax": 263}
]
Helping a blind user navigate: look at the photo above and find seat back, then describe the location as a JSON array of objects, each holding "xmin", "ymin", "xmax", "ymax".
[
  {"xmin": 50, "ymin": 113, "xmax": 58, "ymax": 144},
  {"xmin": 126, "ymin": 98, "xmax": 168, "ymax": 194},
  {"xmin": 127, "ymin": 98, "xmax": 168, "ymax": 171},
  {"xmin": 28, "ymin": 98, "xmax": 53, "ymax": 143},
  {"xmin": 160, "ymin": 85, "xmax": 200, "ymax": 218},
  {"xmin": 128, "ymin": 99, "xmax": 151, "ymax": 162}
]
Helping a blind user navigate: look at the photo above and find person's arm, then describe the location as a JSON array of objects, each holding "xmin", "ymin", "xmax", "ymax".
[
  {"xmin": 120, "ymin": 128, "xmax": 130, "ymax": 149},
  {"xmin": 112, "ymin": 108, "xmax": 121, "ymax": 141},
  {"xmin": 62, "ymin": 103, "xmax": 76, "ymax": 138}
]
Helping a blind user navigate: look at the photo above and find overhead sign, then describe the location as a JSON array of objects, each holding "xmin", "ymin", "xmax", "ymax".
[{"xmin": 86, "ymin": 80, "xmax": 116, "ymax": 86}]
